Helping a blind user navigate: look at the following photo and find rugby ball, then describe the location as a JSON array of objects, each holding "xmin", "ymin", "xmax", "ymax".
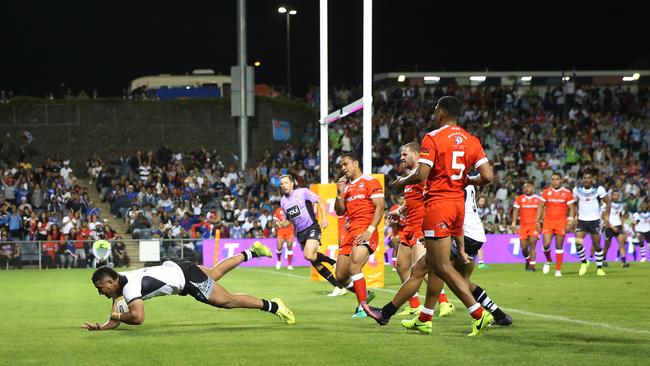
[{"xmin": 114, "ymin": 297, "xmax": 129, "ymax": 313}]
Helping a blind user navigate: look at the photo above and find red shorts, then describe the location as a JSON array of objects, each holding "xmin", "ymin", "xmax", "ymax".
[
  {"xmin": 401, "ymin": 224, "xmax": 423, "ymax": 247},
  {"xmin": 519, "ymin": 225, "xmax": 538, "ymax": 240},
  {"xmin": 277, "ymin": 230, "xmax": 294, "ymax": 241},
  {"xmin": 340, "ymin": 226, "xmax": 379, "ymax": 256},
  {"xmin": 423, "ymin": 200, "xmax": 464, "ymax": 238},
  {"xmin": 542, "ymin": 220, "xmax": 566, "ymax": 236}
]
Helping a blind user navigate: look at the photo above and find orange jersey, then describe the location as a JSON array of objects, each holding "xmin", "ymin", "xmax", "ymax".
[
  {"xmin": 273, "ymin": 207, "xmax": 294, "ymax": 236},
  {"xmin": 404, "ymin": 181, "xmax": 425, "ymax": 226},
  {"xmin": 514, "ymin": 194, "xmax": 543, "ymax": 226},
  {"xmin": 343, "ymin": 175, "xmax": 384, "ymax": 229},
  {"xmin": 419, "ymin": 125, "xmax": 488, "ymax": 203},
  {"xmin": 541, "ymin": 187, "xmax": 574, "ymax": 221},
  {"xmin": 390, "ymin": 204, "xmax": 407, "ymax": 229}
]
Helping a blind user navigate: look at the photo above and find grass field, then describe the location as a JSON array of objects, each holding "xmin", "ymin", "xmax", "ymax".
[{"xmin": 1, "ymin": 262, "xmax": 649, "ymax": 366}]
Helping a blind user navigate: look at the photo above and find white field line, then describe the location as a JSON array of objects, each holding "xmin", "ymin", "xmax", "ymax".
[{"xmin": 245, "ymin": 268, "xmax": 650, "ymax": 336}]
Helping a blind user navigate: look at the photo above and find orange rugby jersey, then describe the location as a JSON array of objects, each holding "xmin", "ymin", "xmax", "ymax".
[
  {"xmin": 343, "ymin": 175, "xmax": 384, "ymax": 228},
  {"xmin": 541, "ymin": 187, "xmax": 574, "ymax": 221},
  {"xmin": 514, "ymin": 194, "xmax": 543, "ymax": 226},
  {"xmin": 418, "ymin": 125, "xmax": 488, "ymax": 203}
]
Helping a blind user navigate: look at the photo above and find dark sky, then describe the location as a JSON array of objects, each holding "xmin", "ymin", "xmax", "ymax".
[{"xmin": 2, "ymin": 1, "xmax": 647, "ymax": 97}]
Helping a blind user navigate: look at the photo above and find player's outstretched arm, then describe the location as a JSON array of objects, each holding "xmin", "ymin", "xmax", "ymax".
[
  {"xmin": 110, "ymin": 299, "xmax": 145, "ymax": 326},
  {"xmin": 81, "ymin": 303, "xmax": 122, "ymax": 331}
]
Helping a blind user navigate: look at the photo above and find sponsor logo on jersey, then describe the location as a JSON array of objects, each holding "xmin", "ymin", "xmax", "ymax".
[
  {"xmin": 346, "ymin": 194, "xmax": 367, "ymax": 202},
  {"xmin": 455, "ymin": 136, "xmax": 463, "ymax": 145},
  {"xmin": 286, "ymin": 205, "xmax": 301, "ymax": 220}
]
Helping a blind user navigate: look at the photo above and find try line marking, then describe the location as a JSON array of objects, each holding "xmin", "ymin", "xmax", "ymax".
[{"xmin": 245, "ymin": 267, "xmax": 650, "ymax": 336}]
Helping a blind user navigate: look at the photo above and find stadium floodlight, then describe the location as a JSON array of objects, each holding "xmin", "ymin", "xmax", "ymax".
[
  {"xmin": 520, "ymin": 76, "xmax": 532, "ymax": 82},
  {"xmin": 470, "ymin": 76, "xmax": 486, "ymax": 82},
  {"xmin": 278, "ymin": 6, "xmax": 287, "ymax": 13},
  {"xmin": 562, "ymin": 76, "xmax": 570, "ymax": 81},
  {"xmin": 254, "ymin": 61, "xmax": 261, "ymax": 67},
  {"xmin": 424, "ymin": 76, "xmax": 440, "ymax": 81},
  {"xmin": 633, "ymin": 73, "xmax": 640, "ymax": 80},
  {"xmin": 397, "ymin": 74, "xmax": 406, "ymax": 82},
  {"xmin": 289, "ymin": 9, "xmax": 297, "ymax": 15},
  {"xmin": 622, "ymin": 76, "xmax": 635, "ymax": 82}
]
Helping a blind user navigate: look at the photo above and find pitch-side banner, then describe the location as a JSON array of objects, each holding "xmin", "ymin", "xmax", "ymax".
[
  {"xmin": 450, "ymin": 234, "xmax": 633, "ymax": 263},
  {"xmin": 202, "ymin": 238, "xmax": 312, "ymax": 268},
  {"xmin": 308, "ymin": 174, "xmax": 386, "ymax": 288}
]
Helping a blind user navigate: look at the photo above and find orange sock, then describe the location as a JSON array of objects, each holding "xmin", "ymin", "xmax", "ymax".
[
  {"xmin": 438, "ymin": 289, "xmax": 449, "ymax": 304},
  {"xmin": 408, "ymin": 294, "xmax": 420, "ymax": 308}
]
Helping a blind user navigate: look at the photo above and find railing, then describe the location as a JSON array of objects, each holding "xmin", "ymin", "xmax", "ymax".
[{"xmin": 0, "ymin": 238, "xmax": 206, "ymax": 270}]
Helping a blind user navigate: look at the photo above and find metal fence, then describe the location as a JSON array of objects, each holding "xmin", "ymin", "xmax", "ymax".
[{"xmin": 0, "ymin": 238, "xmax": 205, "ymax": 270}]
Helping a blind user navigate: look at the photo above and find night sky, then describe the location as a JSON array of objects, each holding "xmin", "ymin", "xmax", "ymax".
[{"xmin": 2, "ymin": 1, "xmax": 647, "ymax": 97}]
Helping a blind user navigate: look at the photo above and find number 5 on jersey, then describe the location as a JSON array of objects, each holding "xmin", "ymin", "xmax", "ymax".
[{"xmin": 451, "ymin": 151, "xmax": 465, "ymax": 181}]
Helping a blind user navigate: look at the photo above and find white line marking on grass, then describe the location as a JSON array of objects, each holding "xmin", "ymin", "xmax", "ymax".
[{"xmin": 247, "ymin": 268, "xmax": 650, "ymax": 336}]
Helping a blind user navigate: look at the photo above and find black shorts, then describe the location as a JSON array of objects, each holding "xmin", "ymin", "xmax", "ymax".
[
  {"xmin": 636, "ymin": 231, "xmax": 650, "ymax": 240},
  {"xmin": 604, "ymin": 225, "xmax": 624, "ymax": 239},
  {"xmin": 177, "ymin": 261, "xmax": 214, "ymax": 304},
  {"xmin": 451, "ymin": 236, "xmax": 484, "ymax": 260},
  {"xmin": 576, "ymin": 220, "xmax": 601, "ymax": 235},
  {"xmin": 296, "ymin": 223, "xmax": 322, "ymax": 248}
]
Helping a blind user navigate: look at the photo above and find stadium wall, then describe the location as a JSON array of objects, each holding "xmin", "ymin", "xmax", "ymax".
[{"xmin": 0, "ymin": 97, "xmax": 317, "ymax": 167}]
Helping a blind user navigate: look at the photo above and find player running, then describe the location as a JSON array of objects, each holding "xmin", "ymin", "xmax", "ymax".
[
  {"xmin": 278, "ymin": 175, "xmax": 345, "ymax": 295},
  {"xmin": 572, "ymin": 169, "xmax": 610, "ymax": 276},
  {"xmin": 539, "ymin": 172, "xmax": 575, "ymax": 276},
  {"xmin": 632, "ymin": 201, "xmax": 650, "ymax": 262},
  {"xmin": 273, "ymin": 205, "xmax": 295, "ymax": 270},
  {"xmin": 385, "ymin": 96, "xmax": 495, "ymax": 336},
  {"xmin": 511, "ymin": 181, "xmax": 544, "ymax": 271},
  {"xmin": 82, "ymin": 242, "xmax": 295, "ymax": 331},
  {"xmin": 400, "ymin": 183, "xmax": 513, "ymax": 333},
  {"xmin": 603, "ymin": 190, "xmax": 627, "ymax": 268},
  {"xmin": 387, "ymin": 142, "xmax": 454, "ymax": 317},
  {"xmin": 334, "ymin": 153, "xmax": 385, "ymax": 318}
]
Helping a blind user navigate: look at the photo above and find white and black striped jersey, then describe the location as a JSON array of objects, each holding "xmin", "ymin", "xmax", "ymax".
[
  {"xmin": 608, "ymin": 200, "xmax": 624, "ymax": 226},
  {"xmin": 464, "ymin": 185, "xmax": 486, "ymax": 243},
  {"xmin": 633, "ymin": 211, "xmax": 650, "ymax": 233},
  {"xmin": 120, "ymin": 261, "xmax": 186, "ymax": 303},
  {"xmin": 572, "ymin": 185, "xmax": 607, "ymax": 221}
]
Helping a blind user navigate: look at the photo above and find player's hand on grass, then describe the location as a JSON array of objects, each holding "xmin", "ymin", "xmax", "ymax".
[
  {"xmin": 82, "ymin": 322, "xmax": 102, "ymax": 331},
  {"xmin": 354, "ymin": 230, "xmax": 372, "ymax": 245}
]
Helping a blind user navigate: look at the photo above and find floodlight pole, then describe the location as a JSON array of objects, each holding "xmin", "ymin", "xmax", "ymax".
[{"xmin": 237, "ymin": 0, "xmax": 248, "ymax": 170}]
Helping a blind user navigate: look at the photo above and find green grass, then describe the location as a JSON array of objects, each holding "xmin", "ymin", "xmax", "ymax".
[{"xmin": 1, "ymin": 263, "xmax": 648, "ymax": 366}]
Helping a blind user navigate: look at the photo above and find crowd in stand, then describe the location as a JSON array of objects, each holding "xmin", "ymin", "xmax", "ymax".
[
  {"xmin": 0, "ymin": 157, "xmax": 129, "ymax": 270},
  {"xmin": 3, "ymin": 82, "xmax": 650, "ymax": 269}
]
